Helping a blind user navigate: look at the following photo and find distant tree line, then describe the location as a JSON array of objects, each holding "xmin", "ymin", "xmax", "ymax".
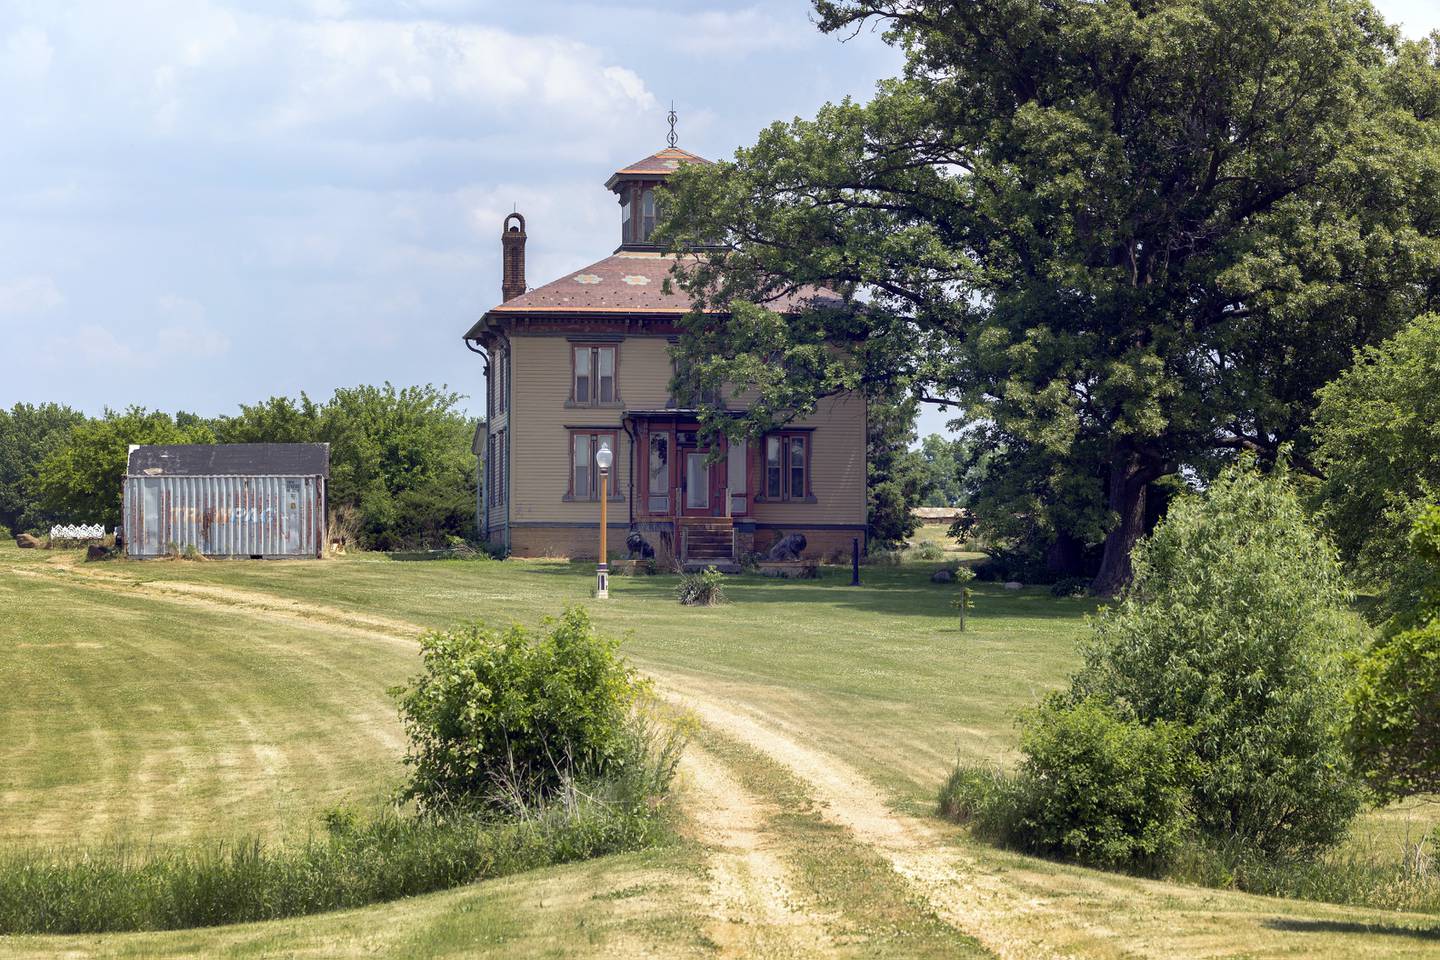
[{"xmin": 0, "ymin": 384, "xmax": 478, "ymax": 551}]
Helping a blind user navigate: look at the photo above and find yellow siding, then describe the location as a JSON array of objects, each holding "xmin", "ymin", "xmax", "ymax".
[
  {"xmin": 507, "ymin": 333, "xmax": 865, "ymax": 529},
  {"xmin": 750, "ymin": 391, "xmax": 867, "ymax": 526},
  {"xmin": 509, "ymin": 335, "xmax": 675, "ymax": 523}
]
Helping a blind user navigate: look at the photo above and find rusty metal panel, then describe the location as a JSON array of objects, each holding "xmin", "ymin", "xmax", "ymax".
[{"xmin": 123, "ymin": 474, "xmax": 325, "ymax": 559}]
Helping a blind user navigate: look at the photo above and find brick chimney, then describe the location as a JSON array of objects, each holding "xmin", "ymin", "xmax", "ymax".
[{"xmin": 501, "ymin": 212, "xmax": 526, "ymax": 302}]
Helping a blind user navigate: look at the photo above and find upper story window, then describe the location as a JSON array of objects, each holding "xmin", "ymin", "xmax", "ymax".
[
  {"xmin": 495, "ymin": 347, "xmax": 507, "ymax": 414},
  {"xmin": 763, "ymin": 432, "xmax": 812, "ymax": 501},
  {"xmin": 621, "ymin": 194, "xmax": 632, "ymax": 245},
  {"xmin": 573, "ymin": 344, "xmax": 618, "ymax": 405}
]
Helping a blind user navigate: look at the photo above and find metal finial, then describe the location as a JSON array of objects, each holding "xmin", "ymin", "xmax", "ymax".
[{"xmin": 667, "ymin": 102, "xmax": 678, "ymax": 148}]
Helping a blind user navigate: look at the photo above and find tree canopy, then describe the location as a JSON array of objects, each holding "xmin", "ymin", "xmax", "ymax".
[
  {"xmin": 661, "ymin": 0, "xmax": 1440, "ymax": 592},
  {"xmin": 0, "ymin": 403, "xmax": 87, "ymax": 534},
  {"xmin": 1312, "ymin": 312, "xmax": 1440, "ymax": 618},
  {"xmin": 21, "ymin": 384, "xmax": 477, "ymax": 550}
]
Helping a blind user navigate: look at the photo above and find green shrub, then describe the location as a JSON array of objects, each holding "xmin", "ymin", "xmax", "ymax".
[
  {"xmin": 909, "ymin": 540, "xmax": 944, "ymax": 561},
  {"xmin": 1347, "ymin": 505, "xmax": 1440, "ymax": 801},
  {"xmin": 865, "ymin": 547, "xmax": 903, "ymax": 566},
  {"xmin": 1073, "ymin": 464, "xmax": 1366, "ymax": 859},
  {"xmin": 676, "ymin": 566, "xmax": 726, "ymax": 606},
  {"xmin": 1012, "ymin": 699, "xmax": 1192, "ymax": 870},
  {"xmin": 393, "ymin": 607, "xmax": 644, "ymax": 810},
  {"xmin": 1049, "ymin": 576, "xmax": 1089, "ymax": 598},
  {"xmin": 941, "ymin": 700, "xmax": 1192, "ymax": 871}
]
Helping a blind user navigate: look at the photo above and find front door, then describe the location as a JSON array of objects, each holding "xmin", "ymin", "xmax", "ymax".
[{"xmin": 683, "ymin": 450, "xmax": 712, "ymax": 514}]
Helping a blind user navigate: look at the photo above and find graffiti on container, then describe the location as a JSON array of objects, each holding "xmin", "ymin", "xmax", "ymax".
[{"xmin": 168, "ymin": 507, "xmax": 283, "ymax": 525}]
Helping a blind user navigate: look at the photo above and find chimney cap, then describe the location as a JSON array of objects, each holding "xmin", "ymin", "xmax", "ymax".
[{"xmin": 503, "ymin": 212, "xmax": 526, "ymax": 234}]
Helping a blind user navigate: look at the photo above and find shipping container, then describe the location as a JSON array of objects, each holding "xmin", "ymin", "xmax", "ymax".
[{"xmin": 122, "ymin": 444, "xmax": 328, "ymax": 559}]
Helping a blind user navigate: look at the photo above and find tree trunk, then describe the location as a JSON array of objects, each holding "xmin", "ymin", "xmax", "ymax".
[
  {"xmin": 1090, "ymin": 453, "xmax": 1150, "ymax": 596},
  {"xmin": 1045, "ymin": 530, "xmax": 1086, "ymax": 579}
]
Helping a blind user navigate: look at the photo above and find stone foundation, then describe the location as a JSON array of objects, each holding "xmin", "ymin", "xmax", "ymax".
[{"xmin": 508, "ymin": 522, "xmax": 865, "ymax": 563}]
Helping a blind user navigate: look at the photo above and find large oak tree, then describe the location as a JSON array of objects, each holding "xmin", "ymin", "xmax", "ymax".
[{"xmin": 662, "ymin": 0, "xmax": 1440, "ymax": 592}]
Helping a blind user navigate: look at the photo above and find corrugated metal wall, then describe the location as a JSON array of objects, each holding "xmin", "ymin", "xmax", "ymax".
[{"xmin": 122, "ymin": 475, "xmax": 325, "ymax": 559}]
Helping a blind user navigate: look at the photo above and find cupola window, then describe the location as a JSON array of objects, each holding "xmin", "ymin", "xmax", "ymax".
[
  {"xmin": 641, "ymin": 188, "xmax": 657, "ymax": 241},
  {"xmin": 621, "ymin": 193, "xmax": 632, "ymax": 244}
]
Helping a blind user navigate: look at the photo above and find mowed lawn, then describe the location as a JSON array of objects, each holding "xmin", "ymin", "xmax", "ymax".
[
  {"xmin": 1, "ymin": 543, "xmax": 1437, "ymax": 957},
  {"xmin": 9, "ymin": 543, "xmax": 1089, "ymax": 806}
]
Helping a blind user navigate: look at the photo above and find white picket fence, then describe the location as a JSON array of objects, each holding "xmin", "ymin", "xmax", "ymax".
[{"xmin": 49, "ymin": 523, "xmax": 107, "ymax": 542}]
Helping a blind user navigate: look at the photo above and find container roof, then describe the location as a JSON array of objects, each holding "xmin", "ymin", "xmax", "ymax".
[{"xmin": 127, "ymin": 443, "xmax": 330, "ymax": 478}]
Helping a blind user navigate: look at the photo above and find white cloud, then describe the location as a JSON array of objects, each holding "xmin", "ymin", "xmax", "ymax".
[
  {"xmin": 0, "ymin": 276, "xmax": 64, "ymax": 315},
  {"xmin": 672, "ymin": 8, "xmax": 812, "ymax": 57},
  {"xmin": 1, "ymin": 26, "xmax": 54, "ymax": 81},
  {"xmin": 3, "ymin": 4, "xmax": 655, "ymax": 146}
]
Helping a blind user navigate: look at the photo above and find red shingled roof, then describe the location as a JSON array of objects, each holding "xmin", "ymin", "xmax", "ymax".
[
  {"xmin": 462, "ymin": 252, "xmax": 839, "ymax": 339},
  {"xmin": 604, "ymin": 147, "xmax": 711, "ymax": 188}
]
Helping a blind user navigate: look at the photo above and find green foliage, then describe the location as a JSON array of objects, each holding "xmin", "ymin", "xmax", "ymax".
[
  {"xmin": 1313, "ymin": 314, "xmax": 1440, "ymax": 618},
  {"xmin": 0, "ymin": 799, "xmax": 661, "ymax": 934},
  {"xmin": 1050, "ymin": 577, "xmax": 1090, "ymax": 598},
  {"xmin": 939, "ymin": 699, "xmax": 1192, "ymax": 871},
  {"xmin": 910, "ymin": 539, "xmax": 944, "ymax": 561},
  {"xmin": 214, "ymin": 385, "xmax": 480, "ymax": 551},
  {"xmin": 211, "ymin": 394, "xmax": 324, "ymax": 445},
  {"xmin": 36, "ymin": 407, "xmax": 214, "ymax": 528},
  {"xmin": 393, "ymin": 607, "xmax": 645, "ymax": 810},
  {"xmin": 0, "ymin": 403, "xmax": 86, "ymax": 533},
  {"xmin": 1016, "ymin": 699, "xmax": 1193, "ymax": 870},
  {"xmin": 951, "ymin": 564, "xmax": 975, "ymax": 631},
  {"xmin": 1074, "ymin": 465, "xmax": 1367, "ymax": 858},
  {"xmin": 1168, "ymin": 831, "xmax": 1440, "ymax": 916},
  {"xmin": 662, "ymin": 1, "xmax": 1440, "ymax": 593},
  {"xmin": 937, "ymin": 765, "xmax": 1024, "ymax": 838},
  {"xmin": 320, "ymin": 384, "xmax": 477, "ymax": 551},
  {"xmin": 676, "ymin": 566, "xmax": 727, "ymax": 606},
  {"xmin": 866, "ymin": 395, "xmax": 925, "ymax": 548},
  {"xmin": 1346, "ymin": 506, "xmax": 1440, "ymax": 801}
]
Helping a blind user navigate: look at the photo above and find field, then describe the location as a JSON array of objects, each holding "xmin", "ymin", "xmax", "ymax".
[{"xmin": 1, "ymin": 542, "xmax": 1437, "ymax": 958}]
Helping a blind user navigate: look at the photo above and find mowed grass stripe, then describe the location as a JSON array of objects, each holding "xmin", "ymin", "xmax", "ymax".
[{"xmin": 1, "ymin": 573, "xmax": 409, "ymax": 844}]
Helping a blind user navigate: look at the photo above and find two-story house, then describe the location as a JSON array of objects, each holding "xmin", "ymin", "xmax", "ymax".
[{"xmin": 462, "ymin": 143, "xmax": 868, "ymax": 567}]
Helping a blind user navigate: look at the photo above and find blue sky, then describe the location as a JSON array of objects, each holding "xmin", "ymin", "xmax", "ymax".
[{"xmin": 2, "ymin": 1, "xmax": 1436, "ymax": 440}]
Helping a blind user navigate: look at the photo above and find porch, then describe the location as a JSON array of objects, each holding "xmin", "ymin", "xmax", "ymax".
[{"xmin": 625, "ymin": 412, "xmax": 753, "ymax": 571}]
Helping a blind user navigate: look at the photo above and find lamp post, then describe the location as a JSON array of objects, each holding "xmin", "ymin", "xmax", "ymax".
[{"xmin": 595, "ymin": 440, "xmax": 613, "ymax": 599}]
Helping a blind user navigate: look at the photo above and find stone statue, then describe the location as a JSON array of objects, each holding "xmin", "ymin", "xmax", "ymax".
[
  {"xmin": 626, "ymin": 531, "xmax": 655, "ymax": 560},
  {"xmin": 766, "ymin": 533, "xmax": 807, "ymax": 561}
]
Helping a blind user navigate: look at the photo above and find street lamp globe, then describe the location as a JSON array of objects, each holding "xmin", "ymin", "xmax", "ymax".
[{"xmin": 595, "ymin": 442, "xmax": 613, "ymax": 472}]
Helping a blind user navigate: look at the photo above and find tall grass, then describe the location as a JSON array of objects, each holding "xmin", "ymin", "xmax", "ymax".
[
  {"xmin": 940, "ymin": 762, "xmax": 1440, "ymax": 914},
  {"xmin": 0, "ymin": 792, "xmax": 656, "ymax": 934},
  {"xmin": 0, "ymin": 703, "xmax": 690, "ymax": 935}
]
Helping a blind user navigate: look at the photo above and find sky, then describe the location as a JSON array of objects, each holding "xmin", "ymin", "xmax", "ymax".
[{"xmin": 2, "ymin": 1, "xmax": 1436, "ymax": 439}]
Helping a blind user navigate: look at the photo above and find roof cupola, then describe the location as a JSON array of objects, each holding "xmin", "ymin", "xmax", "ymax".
[{"xmin": 605, "ymin": 108, "xmax": 711, "ymax": 251}]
